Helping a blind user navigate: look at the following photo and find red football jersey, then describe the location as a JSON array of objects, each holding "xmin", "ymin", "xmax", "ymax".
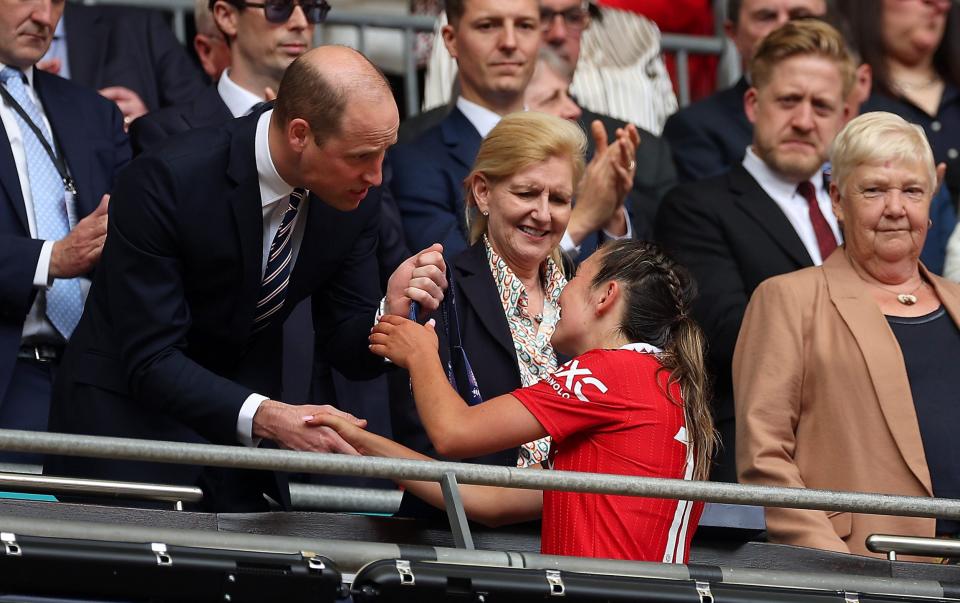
[{"xmin": 512, "ymin": 345, "xmax": 702, "ymax": 562}]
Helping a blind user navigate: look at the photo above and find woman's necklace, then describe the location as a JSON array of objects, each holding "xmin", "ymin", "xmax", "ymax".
[
  {"xmin": 868, "ymin": 279, "xmax": 926, "ymax": 305},
  {"xmin": 894, "ymin": 74, "xmax": 942, "ymax": 91}
]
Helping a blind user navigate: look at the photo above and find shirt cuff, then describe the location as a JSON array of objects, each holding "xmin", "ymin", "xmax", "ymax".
[
  {"xmin": 602, "ymin": 208, "xmax": 632, "ymax": 241},
  {"xmin": 34, "ymin": 240, "xmax": 55, "ymax": 288},
  {"xmin": 560, "ymin": 230, "xmax": 581, "ymax": 258},
  {"xmin": 237, "ymin": 393, "xmax": 267, "ymax": 447},
  {"xmin": 374, "ymin": 295, "xmax": 387, "ymax": 325}
]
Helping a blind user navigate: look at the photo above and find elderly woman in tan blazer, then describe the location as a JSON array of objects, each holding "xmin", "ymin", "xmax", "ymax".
[{"xmin": 734, "ymin": 111, "xmax": 960, "ymax": 558}]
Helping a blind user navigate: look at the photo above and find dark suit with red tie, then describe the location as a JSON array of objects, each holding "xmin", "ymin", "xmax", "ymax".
[{"xmin": 655, "ymin": 163, "xmax": 815, "ymax": 481}]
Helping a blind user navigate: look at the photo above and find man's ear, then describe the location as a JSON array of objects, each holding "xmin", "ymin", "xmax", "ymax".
[
  {"xmin": 287, "ymin": 118, "xmax": 312, "ymax": 153},
  {"xmin": 212, "ymin": 0, "xmax": 239, "ymax": 40},
  {"xmin": 441, "ymin": 23, "xmax": 459, "ymax": 60},
  {"xmin": 744, "ymin": 87, "xmax": 759, "ymax": 125}
]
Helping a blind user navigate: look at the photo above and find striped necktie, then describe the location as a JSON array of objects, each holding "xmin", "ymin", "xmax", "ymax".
[
  {"xmin": 253, "ymin": 188, "xmax": 305, "ymax": 334},
  {"xmin": 1, "ymin": 67, "xmax": 83, "ymax": 339}
]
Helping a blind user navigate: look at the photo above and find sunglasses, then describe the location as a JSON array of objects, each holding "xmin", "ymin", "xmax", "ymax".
[
  {"xmin": 539, "ymin": 6, "xmax": 590, "ymax": 32},
  {"xmin": 243, "ymin": 0, "xmax": 331, "ymax": 24}
]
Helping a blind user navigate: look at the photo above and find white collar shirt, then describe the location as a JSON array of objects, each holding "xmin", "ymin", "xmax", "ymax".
[
  {"xmin": 218, "ymin": 68, "xmax": 265, "ymax": 118},
  {"xmin": 742, "ymin": 146, "xmax": 841, "ymax": 265}
]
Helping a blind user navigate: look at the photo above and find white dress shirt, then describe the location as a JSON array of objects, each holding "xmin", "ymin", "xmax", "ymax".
[
  {"xmin": 217, "ymin": 68, "xmax": 265, "ymax": 118},
  {"xmin": 455, "ymin": 96, "xmax": 632, "ymax": 257},
  {"xmin": 236, "ymin": 109, "xmax": 311, "ymax": 446},
  {"xmin": 742, "ymin": 147, "xmax": 841, "ymax": 265},
  {"xmin": 0, "ymin": 63, "xmax": 86, "ymax": 344}
]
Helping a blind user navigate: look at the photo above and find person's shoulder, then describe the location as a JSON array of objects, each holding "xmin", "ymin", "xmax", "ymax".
[
  {"xmin": 35, "ymin": 70, "xmax": 110, "ymax": 108},
  {"xmin": 666, "ymin": 81, "xmax": 745, "ymax": 128},
  {"xmin": 397, "ymin": 105, "xmax": 450, "ymax": 144},
  {"xmin": 756, "ymin": 263, "xmax": 826, "ymax": 298}
]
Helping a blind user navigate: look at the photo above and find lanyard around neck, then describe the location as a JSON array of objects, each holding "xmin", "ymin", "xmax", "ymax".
[{"xmin": 0, "ymin": 82, "xmax": 76, "ymax": 195}]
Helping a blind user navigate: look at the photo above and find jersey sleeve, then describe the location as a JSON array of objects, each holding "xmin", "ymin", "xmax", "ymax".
[{"xmin": 512, "ymin": 350, "xmax": 627, "ymax": 443}]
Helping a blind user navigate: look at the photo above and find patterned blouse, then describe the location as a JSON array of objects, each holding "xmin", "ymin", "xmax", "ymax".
[{"xmin": 484, "ymin": 237, "xmax": 567, "ymax": 467}]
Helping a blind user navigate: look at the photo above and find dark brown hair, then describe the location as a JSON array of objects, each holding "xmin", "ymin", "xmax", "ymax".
[{"xmin": 591, "ymin": 240, "xmax": 716, "ymax": 481}]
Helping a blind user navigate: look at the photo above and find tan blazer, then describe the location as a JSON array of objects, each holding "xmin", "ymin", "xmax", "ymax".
[{"xmin": 734, "ymin": 250, "xmax": 960, "ymax": 558}]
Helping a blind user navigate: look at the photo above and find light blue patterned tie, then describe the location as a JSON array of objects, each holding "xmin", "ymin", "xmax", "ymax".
[{"xmin": 1, "ymin": 67, "xmax": 83, "ymax": 339}]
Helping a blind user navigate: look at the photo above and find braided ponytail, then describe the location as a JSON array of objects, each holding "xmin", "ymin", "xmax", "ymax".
[{"xmin": 592, "ymin": 241, "xmax": 716, "ymax": 481}]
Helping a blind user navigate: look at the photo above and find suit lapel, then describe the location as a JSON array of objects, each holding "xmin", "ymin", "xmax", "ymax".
[
  {"xmin": 0, "ymin": 118, "xmax": 28, "ymax": 232},
  {"xmin": 730, "ymin": 164, "xmax": 813, "ymax": 268},
  {"xmin": 823, "ymin": 251, "xmax": 932, "ymax": 495},
  {"xmin": 453, "ymin": 243, "xmax": 516, "ymax": 359},
  {"xmin": 225, "ymin": 117, "xmax": 265, "ymax": 335},
  {"xmin": 64, "ymin": 4, "xmax": 108, "ymax": 88},
  {"xmin": 441, "ymin": 108, "xmax": 483, "ymax": 172}
]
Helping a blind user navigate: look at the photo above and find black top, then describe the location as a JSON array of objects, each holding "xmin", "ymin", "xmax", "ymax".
[{"xmin": 887, "ymin": 306, "xmax": 960, "ymax": 534}]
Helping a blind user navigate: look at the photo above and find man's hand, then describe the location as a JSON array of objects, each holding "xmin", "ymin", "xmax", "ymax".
[
  {"xmin": 252, "ymin": 400, "xmax": 367, "ymax": 454},
  {"xmin": 385, "ymin": 243, "xmax": 447, "ymax": 316},
  {"xmin": 49, "ymin": 194, "xmax": 109, "ymax": 279},
  {"xmin": 37, "ymin": 58, "xmax": 62, "ymax": 75},
  {"xmin": 98, "ymin": 86, "xmax": 148, "ymax": 130}
]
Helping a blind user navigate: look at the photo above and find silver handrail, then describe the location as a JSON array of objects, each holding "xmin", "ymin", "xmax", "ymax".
[
  {"xmin": 0, "ymin": 471, "xmax": 202, "ymax": 505},
  {"xmin": 866, "ymin": 534, "xmax": 960, "ymax": 561},
  {"xmin": 1, "ymin": 429, "xmax": 958, "ymax": 521}
]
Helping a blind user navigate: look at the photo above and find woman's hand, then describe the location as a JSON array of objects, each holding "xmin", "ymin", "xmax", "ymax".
[
  {"xmin": 303, "ymin": 413, "xmax": 373, "ymax": 455},
  {"xmin": 369, "ymin": 315, "xmax": 439, "ymax": 369}
]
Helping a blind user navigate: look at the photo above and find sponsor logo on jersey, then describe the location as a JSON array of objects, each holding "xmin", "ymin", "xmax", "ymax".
[{"xmin": 551, "ymin": 359, "xmax": 609, "ymax": 402}]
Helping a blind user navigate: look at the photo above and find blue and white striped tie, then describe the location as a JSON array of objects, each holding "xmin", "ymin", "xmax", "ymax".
[
  {"xmin": 1, "ymin": 67, "xmax": 82, "ymax": 339},
  {"xmin": 252, "ymin": 188, "xmax": 305, "ymax": 334}
]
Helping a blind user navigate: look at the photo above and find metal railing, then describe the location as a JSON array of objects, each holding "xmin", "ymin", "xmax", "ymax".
[
  {"xmin": 2, "ymin": 429, "xmax": 958, "ymax": 527},
  {"xmin": 867, "ymin": 534, "xmax": 960, "ymax": 561},
  {"xmin": 0, "ymin": 471, "xmax": 202, "ymax": 508},
  {"xmin": 77, "ymin": 0, "xmax": 729, "ymax": 113}
]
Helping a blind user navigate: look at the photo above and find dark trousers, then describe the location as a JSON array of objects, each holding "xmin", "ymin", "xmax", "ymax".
[{"xmin": 0, "ymin": 358, "xmax": 57, "ymax": 466}]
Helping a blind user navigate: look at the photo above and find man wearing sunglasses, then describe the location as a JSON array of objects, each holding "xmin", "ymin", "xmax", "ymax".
[{"xmin": 130, "ymin": 0, "xmax": 327, "ymax": 154}]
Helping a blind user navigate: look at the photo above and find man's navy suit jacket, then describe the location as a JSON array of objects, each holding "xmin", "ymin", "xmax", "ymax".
[
  {"xmin": 662, "ymin": 77, "xmax": 753, "ymax": 182},
  {"xmin": 0, "ymin": 69, "xmax": 129, "ymax": 408},
  {"xmin": 129, "ymin": 85, "xmax": 232, "ymax": 156},
  {"xmin": 47, "ymin": 113, "xmax": 385, "ymax": 510},
  {"xmin": 64, "ymin": 1, "xmax": 207, "ymax": 112},
  {"xmin": 655, "ymin": 164, "xmax": 814, "ymax": 481}
]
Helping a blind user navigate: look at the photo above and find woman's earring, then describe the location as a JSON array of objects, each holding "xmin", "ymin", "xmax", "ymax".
[
  {"xmin": 929, "ymin": 219, "xmax": 934, "ymax": 228},
  {"xmin": 482, "ymin": 210, "xmax": 489, "ymax": 217}
]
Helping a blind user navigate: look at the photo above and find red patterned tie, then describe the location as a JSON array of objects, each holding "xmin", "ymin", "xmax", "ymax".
[{"xmin": 797, "ymin": 181, "xmax": 837, "ymax": 262}]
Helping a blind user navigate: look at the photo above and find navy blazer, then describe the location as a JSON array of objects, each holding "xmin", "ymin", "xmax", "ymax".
[
  {"xmin": 47, "ymin": 113, "xmax": 385, "ymax": 510},
  {"xmin": 655, "ymin": 164, "xmax": 814, "ymax": 481},
  {"xmin": 662, "ymin": 77, "xmax": 753, "ymax": 182},
  {"xmin": 129, "ymin": 85, "xmax": 232, "ymax": 156},
  {"xmin": 64, "ymin": 2, "xmax": 207, "ymax": 112},
  {"xmin": 0, "ymin": 69, "xmax": 129, "ymax": 403}
]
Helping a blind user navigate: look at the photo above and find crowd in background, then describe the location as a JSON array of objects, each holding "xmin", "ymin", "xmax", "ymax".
[{"xmin": 1, "ymin": 0, "xmax": 959, "ymax": 563}]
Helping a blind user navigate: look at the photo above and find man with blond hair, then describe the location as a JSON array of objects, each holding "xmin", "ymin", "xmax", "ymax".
[{"xmin": 656, "ymin": 19, "xmax": 855, "ymax": 481}]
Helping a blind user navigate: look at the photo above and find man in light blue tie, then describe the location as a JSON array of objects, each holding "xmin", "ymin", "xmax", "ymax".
[{"xmin": 0, "ymin": 0, "xmax": 130, "ymax": 467}]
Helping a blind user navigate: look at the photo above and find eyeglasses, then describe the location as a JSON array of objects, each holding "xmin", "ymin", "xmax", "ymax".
[
  {"xmin": 243, "ymin": 0, "xmax": 331, "ymax": 24},
  {"xmin": 539, "ymin": 5, "xmax": 590, "ymax": 32}
]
